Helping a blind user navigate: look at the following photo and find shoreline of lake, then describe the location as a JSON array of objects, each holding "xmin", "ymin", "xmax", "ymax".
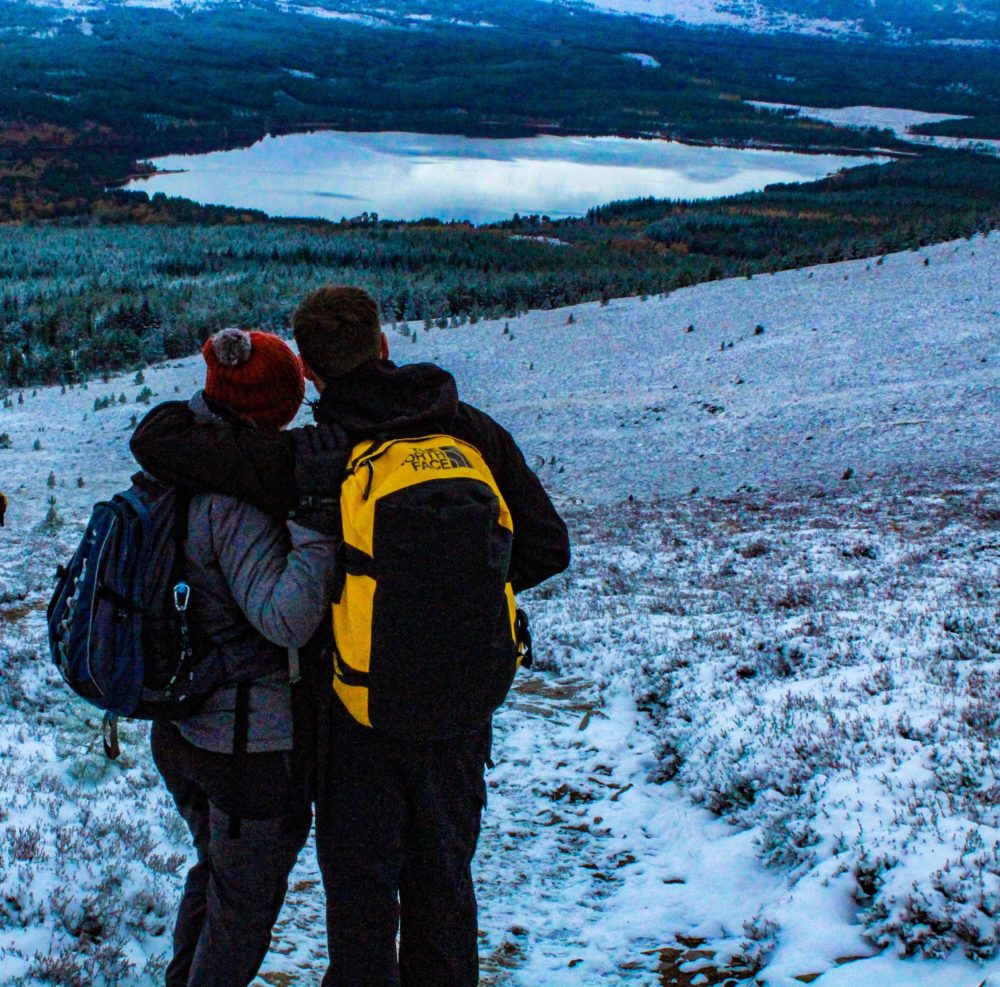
[
  {"xmin": 125, "ymin": 129, "xmax": 889, "ymax": 225},
  {"xmin": 257, "ymin": 120, "xmax": 904, "ymax": 159}
]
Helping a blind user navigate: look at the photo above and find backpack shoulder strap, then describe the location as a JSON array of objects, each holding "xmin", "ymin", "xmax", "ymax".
[
  {"xmin": 168, "ymin": 488, "xmax": 196, "ymax": 693},
  {"xmin": 228, "ymin": 680, "xmax": 252, "ymax": 839},
  {"xmin": 171, "ymin": 488, "xmax": 192, "ymax": 568}
]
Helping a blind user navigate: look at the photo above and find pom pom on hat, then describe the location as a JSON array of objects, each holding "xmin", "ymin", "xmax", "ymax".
[
  {"xmin": 202, "ymin": 328, "xmax": 304, "ymax": 430},
  {"xmin": 211, "ymin": 327, "xmax": 254, "ymax": 368}
]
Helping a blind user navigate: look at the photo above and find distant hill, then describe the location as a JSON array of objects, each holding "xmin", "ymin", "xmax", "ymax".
[
  {"xmin": 542, "ymin": 0, "xmax": 1000, "ymax": 42},
  {"xmin": 17, "ymin": 0, "xmax": 1000, "ymax": 43}
]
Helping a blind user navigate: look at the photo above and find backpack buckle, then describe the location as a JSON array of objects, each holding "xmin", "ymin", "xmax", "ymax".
[
  {"xmin": 515, "ymin": 609, "xmax": 533, "ymax": 669},
  {"xmin": 173, "ymin": 581, "xmax": 191, "ymax": 612},
  {"xmin": 297, "ymin": 494, "xmax": 338, "ymax": 510},
  {"xmin": 103, "ymin": 712, "xmax": 121, "ymax": 761}
]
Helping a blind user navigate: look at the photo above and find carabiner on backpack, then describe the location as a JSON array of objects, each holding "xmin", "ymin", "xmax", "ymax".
[
  {"xmin": 515, "ymin": 608, "xmax": 533, "ymax": 669},
  {"xmin": 103, "ymin": 712, "xmax": 121, "ymax": 761}
]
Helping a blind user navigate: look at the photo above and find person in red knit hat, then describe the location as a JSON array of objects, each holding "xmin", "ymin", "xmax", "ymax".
[
  {"xmin": 147, "ymin": 327, "xmax": 339, "ymax": 987},
  {"xmin": 202, "ymin": 327, "xmax": 305, "ymax": 430}
]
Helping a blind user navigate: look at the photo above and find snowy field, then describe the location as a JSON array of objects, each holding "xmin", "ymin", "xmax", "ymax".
[
  {"xmin": 749, "ymin": 102, "xmax": 1000, "ymax": 154},
  {"xmin": 536, "ymin": 0, "xmax": 864, "ymax": 37},
  {"xmin": 19, "ymin": 0, "xmax": 981, "ymax": 43},
  {"xmin": 0, "ymin": 233, "xmax": 998, "ymax": 985}
]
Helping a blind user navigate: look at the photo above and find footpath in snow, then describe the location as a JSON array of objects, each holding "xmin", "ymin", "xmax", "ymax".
[{"xmin": 254, "ymin": 673, "xmax": 784, "ymax": 986}]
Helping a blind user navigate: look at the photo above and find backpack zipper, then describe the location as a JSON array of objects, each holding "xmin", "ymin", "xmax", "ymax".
[{"xmin": 84, "ymin": 511, "xmax": 121, "ymax": 700}]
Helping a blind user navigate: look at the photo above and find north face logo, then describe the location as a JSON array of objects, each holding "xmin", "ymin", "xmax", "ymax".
[
  {"xmin": 403, "ymin": 446, "xmax": 472, "ymax": 472},
  {"xmin": 442, "ymin": 446, "xmax": 472, "ymax": 469}
]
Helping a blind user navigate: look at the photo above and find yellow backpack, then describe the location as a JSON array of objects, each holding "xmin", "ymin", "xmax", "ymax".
[{"xmin": 331, "ymin": 434, "xmax": 530, "ymax": 737}]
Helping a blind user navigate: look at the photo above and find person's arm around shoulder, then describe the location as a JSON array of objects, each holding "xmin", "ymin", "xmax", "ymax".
[
  {"xmin": 207, "ymin": 494, "xmax": 339, "ymax": 649},
  {"xmin": 130, "ymin": 401, "xmax": 298, "ymax": 518}
]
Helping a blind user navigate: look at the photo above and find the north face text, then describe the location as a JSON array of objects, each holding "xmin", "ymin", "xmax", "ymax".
[{"xmin": 403, "ymin": 446, "xmax": 472, "ymax": 471}]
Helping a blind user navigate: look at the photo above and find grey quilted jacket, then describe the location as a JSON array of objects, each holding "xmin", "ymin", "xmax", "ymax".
[{"xmin": 172, "ymin": 392, "xmax": 338, "ymax": 754}]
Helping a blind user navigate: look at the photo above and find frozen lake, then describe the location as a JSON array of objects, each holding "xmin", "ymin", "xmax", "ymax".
[{"xmin": 126, "ymin": 130, "xmax": 881, "ymax": 224}]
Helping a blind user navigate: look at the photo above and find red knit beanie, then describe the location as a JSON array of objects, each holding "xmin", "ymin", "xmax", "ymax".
[{"xmin": 202, "ymin": 328, "xmax": 305, "ymax": 430}]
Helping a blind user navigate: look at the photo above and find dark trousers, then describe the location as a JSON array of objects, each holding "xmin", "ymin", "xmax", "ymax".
[
  {"xmin": 151, "ymin": 722, "xmax": 312, "ymax": 987},
  {"xmin": 315, "ymin": 704, "xmax": 492, "ymax": 987}
]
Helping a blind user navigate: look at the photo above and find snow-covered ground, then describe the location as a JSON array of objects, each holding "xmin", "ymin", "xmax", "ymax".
[
  {"xmin": 274, "ymin": 3, "xmax": 392, "ymax": 27},
  {"xmin": 1, "ymin": 234, "xmax": 998, "ymax": 984},
  {"xmin": 416, "ymin": 233, "xmax": 998, "ymax": 506},
  {"xmin": 548, "ymin": 0, "xmax": 1000, "ymax": 43},
  {"xmin": 19, "ymin": 0, "xmax": 998, "ymax": 43},
  {"xmin": 540, "ymin": 0, "xmax": 865, "ymax": 37},
  {"xmin": 750, "ymin": 102, "xmax": 1000, "ymax": 154}
]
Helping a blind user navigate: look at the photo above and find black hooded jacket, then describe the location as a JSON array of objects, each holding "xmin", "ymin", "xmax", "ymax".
[{"xmin": 130, "ymin": 359, "xmax": 570, "ymax": 593}]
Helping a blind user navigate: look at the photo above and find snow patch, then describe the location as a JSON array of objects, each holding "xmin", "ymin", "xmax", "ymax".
[
  {"xmin": 508, "ymin": 234, "xmax": 571, "ymax": 246},
  {"xmin": 622, "ymin": 50, "xmax": 661, "ymax": 67},
  {"xmin": 541, "ymin": 0, "xmax": 867, "ymax": 38},
  {"xmin": 750, "ymin": 101, "xmax": 1000, "ymax": 154},
  {"xmin": 274, "ymin": 3, "xmax": 393, "ymax": 27}
]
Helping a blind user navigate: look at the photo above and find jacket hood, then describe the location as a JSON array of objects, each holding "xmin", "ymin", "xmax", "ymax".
[{"xmin": 313, "ymin": 360, "xmax": 459, "ymax": 440}]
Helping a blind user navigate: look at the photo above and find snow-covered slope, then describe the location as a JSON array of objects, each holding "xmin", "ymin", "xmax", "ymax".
[
  {"xmin": 561, "ymin": 0, "xmax": 998, "ymax": 42},
  {"xmin": 417, "ymin": 234, "xmax": 998, "ymax": 506},
  {"xmin": 0, "ymin": 234, "xmax": 997, "ymax": 984},
  {"xmin": 542, "ymin": 0, "xmax": 868, "ymax": 37}
]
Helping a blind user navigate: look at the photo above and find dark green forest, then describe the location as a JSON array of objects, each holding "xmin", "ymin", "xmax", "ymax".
[
  {"xmin": 913, "ymin": 115, "xmax": 1000, "ymax": 141},
  {"xmin": 1, "ymin": 151, "xmax": 996, "ymax": 389}
]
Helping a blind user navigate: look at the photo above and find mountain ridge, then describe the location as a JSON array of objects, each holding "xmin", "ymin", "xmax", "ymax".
[{"xmin": 17, "ymin": 0, "xmax": 1000, "ymax": 43}]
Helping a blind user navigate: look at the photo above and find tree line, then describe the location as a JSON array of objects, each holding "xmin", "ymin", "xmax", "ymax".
[{"xmin": 0, "ymin": 151, "xmax": 996, "ymax": 389}]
